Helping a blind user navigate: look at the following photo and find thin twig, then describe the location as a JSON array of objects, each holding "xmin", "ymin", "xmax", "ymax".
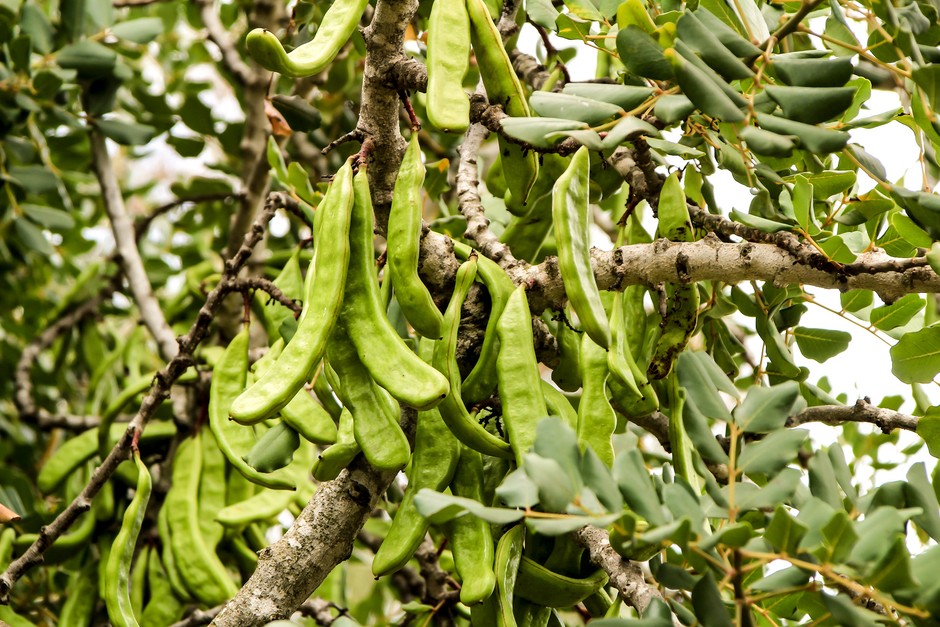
[
  {"xmin": 194, "ymin": 0, "xmax": 257, "ymax": 85},
  {"xmin": 89, "ymin": 129, "xmax": 180, "ymax": 361},
  {"xmin": 0, "ymin": 192, "xmax": 291, "ymax": 604}
]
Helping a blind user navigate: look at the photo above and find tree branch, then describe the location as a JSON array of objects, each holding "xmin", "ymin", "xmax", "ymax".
[
  {"xmin": 786, "ymin": 399, "xmax": 918, "ymax": 432},
  {"xmin": 574, "ymin": 526, "xmax": 666, "ymax": 614},
  {"xmin": 90, "ymin": 129, "xmax": 180, "ymax": 361},
  {"xmin": 195, "ymin": 0, "xmax": 257, "ymax": 86},
  {"xmin": 212, "ymin": 412, "xmax": 417, "ymax": 626},
  {"xmin": 0, "ymin": 192, "xmax": 290, "ymax": 604}
]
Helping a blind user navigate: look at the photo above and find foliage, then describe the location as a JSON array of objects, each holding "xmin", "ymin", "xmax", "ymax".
[{"xmin": 1, "ymin": 0, "xmax": 940, "ymax": 624}]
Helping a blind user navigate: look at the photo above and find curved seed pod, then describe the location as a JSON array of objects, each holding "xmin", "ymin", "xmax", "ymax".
[
  {"xmin": 387, "ymin": 134, "xmax": 444, "ymax": 338},
  {"xmin": 494, "ymin": 524, "xmax": 525, "ymax": 626},
  {"xmin": 216, "ymin": 488, "xmax": 296, "ymax": 529},
  {"xmin": 433, "ymin": 256, "xmax": 513, "ymax": 459},
  {"xmin": 280, "ymin": 385, "xmax": 338, "ymax": 445},
  {"xmin": 539, "ymin": 379, "xmax": 578, "ymax": 431},
  {"xmin": 467, "ymin": 0, "xmax": 538, "ymax": 212},
  {"xmin": 649, "ymin": 172, "xmax": 699, "ymax": 380},
  {"xmin": 209, "ymin": 327, "xmax": 296, "ymax": 491},
  {"xmin": 312, "ymin": 407, "xmax": 361, "ymax": 481},
  {"xmin": 166, "ymin": 435, "xmax": 239, "ymax": 606},
  {"xmin": 577, "ymin": 334, "xmax": 617, "ymax": 466},
  {"xmin": 312, "ymin": 368, "xmax": 343, "ymax": 421},
  {"xmin": 130, "ymin": 546, "xmax": 149, "ymax": 620},
  {"xmin": 60, "ymin": 560, "xmax": 98, "ymax": 627},
  {"xmin": 552, "ymin": 146, "xmax": 611, "ymax": 349},
  {"xmin": 230, "ymin": 159, "xmax": 353, "ymax": 424},
  {"xmin": 328, "ymin": 318, "xmax": 411, "ymax": 471},
  {"xmin": 242, "ymin": 422, "xmax": 301, "ymax": 473},
  {"xmin": 244, "ymin": 0, "xmax": 370, "ymax": 77},
  {"xmin": 372, "ymin": 401, "xmax": 460, "ymax": 576},
  {"xmin": 38, "ymin": 421, "xmax": 176, "ymax": 494},
  {"xmin": 157, "ymin": 506, "xmax": 191, "ymax": 601},
  {"xmin": 545, "ymin": 312, "xmax": 582, "ymax": 392},
  {"xmin": 341, "ymin": 166, "xmax": 449, "ymax": 410},
  {"xmin": 496, "ymin": 286, "xmax": 549, "ymax": 466},
  {"xmin": 141, "ymin": 540, "xmax": 184, "ymax": 627},
  {"xmin": 426, "ymin": 0, "xmax": 471, "ymax": 132},
  {"xmin": 513, "ymin": 557, "xmax": 609, "ymax": 608},
  {"xmin": 448, "ymin": 446, "xmax": 497, "ymax": 605},
  {"xmin": 454, "ymin": 241, "xmax": 516, "ymax": 404},
  {"xmin": 105, "ymin": 449, "xmax": 151, "ymax": 627}
]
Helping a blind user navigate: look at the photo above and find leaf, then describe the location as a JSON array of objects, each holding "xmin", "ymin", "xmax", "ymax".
[
  {"xmin": 905, "ymin": 462, "xmax": 940, "ymax": 542},
  {"xmin": 645, "ymin": 137, "xmax": 705, "ymax": 158},
  {"xmin": 271, "ymin": 94, "xmax": 322, "ymax": 133},
  {"xmin": 414, "ymin": 489, "xmax": 525, "ymax": 525},
  {"xmin": 677, "ymin": 351, "xmax": 737, "ymax": 419},
  {"xmin": 890, "ymin": 211, "xmax": 933, "ymax": 248},
  {"xmin": 870, "ymin": 294, "xmax": 925, "ymax": 331},
  {"xmin": 500, "ymin": 117, "xmax": 589, "ymax": 148},
  {"xmin": 496, "ymin": 469, "xmax": 540, "ymax": 508},
  {"xmin": 755, "ymin": 112, "xmax": 850, "ymax": 154},
  {"xmin": 739, "ymin": 126, "xmax": 796, "ymax": 157},
  {"xmin": 792, "ymin": 175, "xmax": 814, "ymax": 232},
  {"xmin": 601, "ymin": 116, "xmax": 661, "ymax": 148},
  {"xmin": 617, "ymin": 25, "xmax": 674, "ymax": 80},
  {"xmin": 737, "ymin": 429, "xmax": 808, "ymax": 475},
  {"xmin": 820, "ymin": 593, "xmax": 882, "ymax": 627},
  {"xmin": 14, "ymin": 217, "xmax": 54, "ymax": 255},
  {"xmin": 916, "ymin": 405, "xmax": 940, "ymax": 458},
  {"xmin": 666, "ymin": 47, "xmax": 745, "ymax": 122},
  {"xmin": 912, "ymin": 65, "xmax": 940, "ymax": 110},
  {"xmin": 526, "ymin": 512, "xmax": 619, "ymax": 535},
  {"xmin": 20, "ymin": 204, "xmax": 75, "ymax": 230},
  {"xmin": 890, "ymin": 326, "xmax": 940, "ymax": 383},
  {"xmin": 266, "ymin": 135, "xmax": 288, "ymax": 182},
  {"xmin": 792, "ymin": 327, "xmax": 851, "ymax": 362},
  {"xmin": 526, "ymin": 0, "xmax": 560, "ymax": 28},
  {"xmin": 729, "ymin": 209, "xmax": 791, "ymax": 232},
  {"xmin": 750, "ymin": 566, "xmax": 810, "ymax": 592},
  {"xmin": 691, "ymin": 572, "xmax": 732, "ymax": 627},
  {"xmin": 56, "ymin": 40, "xmax": 117, "ymax": 78},
  {"xmin": 562, "ymin": 83, "xmax": 653, "ymax": 110},
  {"xmin": 771, "ymin": 55, "xmax": 853, "ymax": 88},
  {"xmin": 94, "ymin": 119, "xmax": 158, "ymax": 146},
  {"xmin": 522, "ymin": 453, "xmax": 578, "ymax": 512},
  {"xmin": 675, "ymin": 11, "xmax": 753, "ymax": 81},
  {"xmin": 613, "ymin": 449, "xmax": 665, "ymax": 525},
  {"xmin": 529, "ymin": 92, "xmax": 624, "ymax": 125},
  {"xmin": 733, "ymin": 381, "xmax": 804, "ymax": 433},
  {"xmin": 653, "ymin": 94, "xmax": 695, "ymax": 124},
  {"xmin": 840, "ymin": 289, "xmax": 872, "ymax": 312},
  {"xmin": 764, "ymin": 85, "xmax": 856, "ymax": 125},
  {"xmin": 110, "ymin": 17, "xmax": 163, "ymax": 44}
]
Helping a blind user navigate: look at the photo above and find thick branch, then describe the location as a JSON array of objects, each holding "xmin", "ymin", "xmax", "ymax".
[
  {"xmin": 89, "ymin": 130, "xmax": 179, "ymax": 361},
  {"xmin": 787, "ymin": 399, "xmax": 918, "ymax": 432},
  {"xmin": 519, "ymin": 236, "xmax": 940, "ymax": 314},
  {"xmin": 574, "ymin": 526, "xmax": 665, "ymax": 614},
  {"xmin": 0, "ymin": 193, "xmax": 289, "ymax": 603},
  {"xmin": 212, "ymin": 413, "xmax": 416, "ymax": 626}
]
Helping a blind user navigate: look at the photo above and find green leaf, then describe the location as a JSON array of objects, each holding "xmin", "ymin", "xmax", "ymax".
[
  {"xmin": 792, "ymin": 327, "xmax": 851, "ymax": 362},
  {"xmin": 928, "ymin": 242, "xmax": 940, "ymax": 275},
  {"xmin": 496, "ymin": 468, "xmax": 540, "ymax": 508},
  {"xmin": 613, "ymin": 449, "xmax": 665, "ymax": 525},
  {"xmin": 561, "ymin": 83, "xmax": 653, "ymax": 110},
  {"xmin": 675, "ymin": 11, "xmax": 753, "ymax": 81},
  {"xmin": 266, "ymin": 135, "xmax": 288, "ymax": 182},
  {"xmin": 733, "ymin": 381, "xmax": 804, "ymax": 433},
  {"xmin": 818, "ymin": 234, "xmax": 857, "ymax": 264},
  {"xmin": 916, "ymin": 405, "xmax": 940, "ymax": 457},
  {"xmin": 890, "ymin": 326, "xmax": 940, "ymax": 383},
  {"xmin": 771, "ymin": 55, "xmax": 853, "ymax": 88},
  {"xmin": 737, "ymin": 429, "xmax": 808, "ymax": 475},
  {"xmin": 601, "ymin": 116, "xmax": 661, "ymax": 148},
  {"xmin": 414, "ymin": 489, "xmax": 525, "ymax": 525},
  {"xmin": 905, "ymin": 462, "xmax": 940, "ymax": 541},
  {"xmin": 653, "ymin": 94, "xmax": 695, "ymax": 124},
  {"xmin": 529, "ymin": 92, "xmax": 624, "ymax": 125},
  {"xmin": 110, "ymin": 17, "xmax": 163, "ymax": 44},
  {"xmin": 94, "ymin": 119, "xmax": 158, "ymax": 146},
  {"xmin": 617, "ymin": 25, "xmax": 673, "ymax": 80},
  {"xmin": 755, "ymin": 112, "xmax": 850, "ymax": 154},
  {"xmin": 765, "ymin": 505, "xmax": 808, "ymax": 553},
  {"xmin": 729, "ymin": 209, "xmax": 791, "ymax": 232},
  {"xmin": 840, "ymin": 289, "xmax": 873, "ymax": 312},
  {"xmin": 820, "ymin": 593, "xmax": 882, "ymax": 627},
  {"xmin": 500, "ymin": 117, "xmax": 589, "ymax": 148},
  {"xmin": 271, "ymin": 94, "xmax": 322, "ymax": 133},
  {"xmin": 870, "ymin": 294, "xmax": 925, "ymax": 331},
  {"xmin": 522, "ymin": 453, "xmax": 577, "ymax": 512},
  {"xmin": 645, "ymin": 137, "xmax": 705, "ymax": 158},
  {"xmin": 912, "ymin": 65, "xmax": 940, "ymax": 110},
  {"xmin": 808, "ymin": 449, "xmax": 843, "ymax": 508},
  {"xmin": 56, "ymin": 40, "xmax": 117, "ymax": 78},
  {"xmin": 890, "ymin": 210, "xmax": 933, "ymax": 248},
  {"xmin": 739, "ymin": 126, "xmax": 796, "ymax": 157},
  {"xmin": 666, "ymin": 47, "xmax": 745, "ymax": 122},
  {"xmin": 792, "ymin": 175, "xmax": 814, "ymax": 232},
  {"xmin": 526, "ymin": 0, "xmax": 560, "ymax": 28},
  {"xmin": 526, "ymin": 512, "xmax": 620, "ymax": 535},
  {"xmin": 14, "ymin": 216, "xmax": 54, "ymax": 255},
  {"xmin": 750, "ymin": 566, "xmax": 810, "ymax": 593},
  {"xmin": 805, "ymin": 170, "xmax": 856, "ymax": 200},
  {"xmin": 20, "ymin": 204, "xmax": 75, "ymax": 230},
  {"xmin": 676, "ymin": 351, "xmax": 734, "ymax": 421},
  {"xmin": 691, "ymin": 572, "xmax": 732, "ymax": 627}
]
